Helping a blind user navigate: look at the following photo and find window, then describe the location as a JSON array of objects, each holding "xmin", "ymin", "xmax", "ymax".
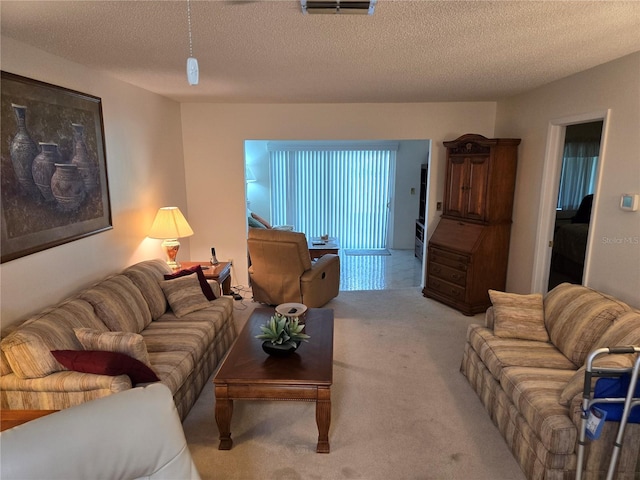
[
  {"xmin": 556, "ymin": 120, "xmax": 602, "ymax": 212},
  {"xmin": 269, "ymin": 142, "xmax": 397, "ymax": 249},
  {"xmin": 557, "ymin": 141, "xmax": 599, "ymax": 211}
]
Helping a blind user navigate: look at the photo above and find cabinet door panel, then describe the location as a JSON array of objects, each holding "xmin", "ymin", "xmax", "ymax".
[
  {"xmin": 465, "ymin": 156, "xmax": 489, "ymax": 220},
  {"xmin": 444, "ymin": 157, "xmax": 466, "ymax": 218}
]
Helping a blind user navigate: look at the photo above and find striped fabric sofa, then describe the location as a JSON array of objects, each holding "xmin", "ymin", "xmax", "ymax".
[
  {"xmin": 461, "ymin": 283, "xmax": 640, "ymax": 480},
  {"xmin": 0, "ymin": 259, "xmax": 237, "ymax": 420}
]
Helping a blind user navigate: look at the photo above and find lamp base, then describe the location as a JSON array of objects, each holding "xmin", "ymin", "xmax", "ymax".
[{"xmin": 161, "ymin": 239, "xmax": 182, "ymax": 269}]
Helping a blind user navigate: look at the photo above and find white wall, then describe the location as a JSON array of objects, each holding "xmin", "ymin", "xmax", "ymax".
[
  {"xmin": 180, "ymin": 103, "xmax": 496, "ymax": 287},
  {"xmin": 496, "ymin": 52, "xmax": 640, "ymax": 307},
  {"xmin": 391, "ymin": 140, "xmax": 430, "ymax": 249},
  {"xmin": 0, "ymin": 37, "xmax": 189, "ymax": 327}
]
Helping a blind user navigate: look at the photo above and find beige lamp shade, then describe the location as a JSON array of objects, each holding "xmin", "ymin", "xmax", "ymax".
[
  {"xmin": 148, "ymin": 207, "xmax": 194, "ymax": 240},
  {"xmin": 148, "ymin": 207, "xmax": 194, "ymax": 269}
]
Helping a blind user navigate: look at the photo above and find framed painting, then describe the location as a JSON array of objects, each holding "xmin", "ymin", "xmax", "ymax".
[{"xmin": 1, "ymin": 72, "xmax": 112, "ymax": 263}]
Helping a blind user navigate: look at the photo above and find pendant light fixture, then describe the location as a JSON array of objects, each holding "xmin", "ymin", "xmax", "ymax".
[{"xmin": 186, "ymin": 0, "xmax": 199, "ymax": 85}]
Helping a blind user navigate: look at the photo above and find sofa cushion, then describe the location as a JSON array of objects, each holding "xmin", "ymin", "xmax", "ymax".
[
  {"xmin": 164, "ymin": 265, "xmax": 216, "ymax": 301},
  {"xmin": 500, "ymin": 366, "xmax": 577, "ymax": 455},
  {"xmin": 1, "ymin": 322, "xmax": 26, "ymax": 376},
  {"xmin": 489, "ymin": 290, "xmax": 549, "ymax": 342},
  {"xmin": 160, "ymin": 275, "xmax": 211, "ymax": 318},
  {"xmin": 122, "ymin": 260, "xmax": 171, "ymax": 320},
  {"xmin": 155, "ymin": 298, "xmax": 233, "ymax": 332},
  {"xmin": 596, "ymin": 309, "xmax": 640, "ymax": 350},
  {"xmin": 51, "ymin": 350, "xmax": 159, "ymax": 385},
  {"xmin": 80, "ymin": 275, "xmax": 152, "ymax": 333},
  {"xmin": 251, "ymin": 211, "xmax": 272, "ymax": 229},
  {"xmin": 544, "ymin": 283, "xmax": 631, "ymax": 367},
  {"xmin": 559, "ymin": 309, "xmax": 640, "ymax": 406},
  {"xmin": 74, "ymin": 328, "xmax": 152, "ymax": 367},
  {"xmin": 248, "ymin": 216, "xmax": 267, "ymax": 228},
  {"xmin": 141, "ymin": 321, "xmax": 214, "ymax": 364},
  {"xmin": 0, "ymin": 299, "xmax": 107, "ymax": 379},
  {"xmin": 467, "ymin": 325, "xmax": 575, "ymax": 380},
  {"xmin": 558, "ymin": 354, "xmax": 635, "ymax": 406},
  {"xmin": 147, "ymin": 350, "xmax": 195, "ymax": 395}
]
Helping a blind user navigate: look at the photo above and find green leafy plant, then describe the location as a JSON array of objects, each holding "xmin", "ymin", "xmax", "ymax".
[{"xmin": 255, "ymin": 314, "xmax": 310, "ymax": 348}]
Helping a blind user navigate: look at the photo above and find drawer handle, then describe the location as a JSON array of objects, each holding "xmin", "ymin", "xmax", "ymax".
[
  {"xmin": 433, "ymin": 266, "xmax": 441, "ymax": 273},
  {"xmin": 451, "ymin": 289, "xmax": 460, "ymax": 297},
  {"xmin": 451, "ymin": 273, "xmax": 460, "ymax": 280}
]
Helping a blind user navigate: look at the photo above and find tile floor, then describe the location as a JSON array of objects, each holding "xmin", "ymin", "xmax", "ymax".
[{"xmin": 339, "ymin": 248, "xmax": 423, "ymax": 291}]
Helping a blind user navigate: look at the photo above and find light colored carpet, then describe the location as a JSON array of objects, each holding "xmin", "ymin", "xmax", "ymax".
[{"xmin": 182, "ymin": 289, "xmax": 526, "ymax": 480}]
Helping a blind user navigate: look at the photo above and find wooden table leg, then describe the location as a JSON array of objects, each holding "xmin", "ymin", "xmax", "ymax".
[
  {"xmin": 215, "ymin": 385, "xmax": 234, "ymax": 450},
  {"xmin": 316, "ymin": 386, "xmax": 331, "ymax": 453},
  {"xmin": 220, "ymin": 274, "xmax": 232, "ymax": 296}
]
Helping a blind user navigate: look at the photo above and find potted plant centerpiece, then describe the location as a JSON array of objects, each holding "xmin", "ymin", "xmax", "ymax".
[{"xmin": 256, "ymin": 313, "xmax": 310, "ymax": 356}]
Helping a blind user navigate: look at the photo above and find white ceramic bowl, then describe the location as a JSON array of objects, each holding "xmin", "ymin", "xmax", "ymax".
[{"xmin": 275, "ymin": 303, "xmax": 308, "ymax": 317}]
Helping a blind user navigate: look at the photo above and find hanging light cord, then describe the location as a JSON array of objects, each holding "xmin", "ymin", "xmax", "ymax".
[{"xmin": 187, "ymin": 0, "xmax": 194, "ymax": 58}]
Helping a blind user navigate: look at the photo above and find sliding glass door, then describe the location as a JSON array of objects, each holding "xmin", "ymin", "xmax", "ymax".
[{"xmin": 269, "ymin": 142, "xmax": 396, "ymax": 249}]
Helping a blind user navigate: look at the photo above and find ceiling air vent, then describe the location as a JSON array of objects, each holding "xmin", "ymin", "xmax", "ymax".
[{"xmin": 300, "ymin": 0, "xmax": 376, "ymax": 15}]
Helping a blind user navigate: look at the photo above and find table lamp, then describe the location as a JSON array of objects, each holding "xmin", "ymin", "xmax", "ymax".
[{"xmin": 148, "ymin": 206, "xmax": 194, "ymax": 269}]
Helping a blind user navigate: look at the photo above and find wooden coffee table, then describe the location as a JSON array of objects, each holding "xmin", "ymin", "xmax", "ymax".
[{"xmin": 214, "ymin": 307, "xmax": 334, "ymax": 453}]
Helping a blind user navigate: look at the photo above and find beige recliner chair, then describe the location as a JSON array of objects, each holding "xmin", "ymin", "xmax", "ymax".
[{"xmin": 248, "ymin": 228, "xmax": 340, "ymax": 307}]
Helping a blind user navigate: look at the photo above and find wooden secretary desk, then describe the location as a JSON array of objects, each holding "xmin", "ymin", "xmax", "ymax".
[{"xmin": 423, "ymin": 134, "xmax": 521, "ymax": 315}]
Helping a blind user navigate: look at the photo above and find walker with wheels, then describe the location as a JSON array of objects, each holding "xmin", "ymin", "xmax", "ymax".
[{"xmin": 575, "ymin": 346, "xmax": 640, "ymax": 480}]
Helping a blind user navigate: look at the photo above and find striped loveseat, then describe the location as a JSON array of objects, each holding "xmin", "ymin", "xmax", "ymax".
[
  {"xmin": 0, "ymin": 259, "xmax": 237, "ymax": 420},
  {"xmin": 461, "ymin": 283, "xmax": 640, "ymax": 480}
]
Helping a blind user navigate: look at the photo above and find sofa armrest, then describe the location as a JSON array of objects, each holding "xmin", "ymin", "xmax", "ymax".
[
  {"xmin": 485, "ymin": 306, "xmax": 495, "ymax": 330},
  {"xmin": 1, "ymin": 371, "xmax": 132, "ymax": 409},
  {"xmin": 206, "ymin": 279, "xmax": 222, "ymax": 298},
  {"xmin": 0, "ymin": 370, "xmax": 131, "ymax": 392}
]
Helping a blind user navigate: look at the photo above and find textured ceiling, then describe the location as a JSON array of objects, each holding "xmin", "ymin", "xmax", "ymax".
[{"xmin": 1, "ymin": 1, "xmax": 639, "ymax": 103}]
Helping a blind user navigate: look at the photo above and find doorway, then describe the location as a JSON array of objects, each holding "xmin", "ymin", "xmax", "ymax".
[
  {"xmin": 548, "ymin": 121, "xmax": 603, "ymax": 289},
  {"xmin": 532, "ymin": 111, "xmax": 609, "ymax": 293}
]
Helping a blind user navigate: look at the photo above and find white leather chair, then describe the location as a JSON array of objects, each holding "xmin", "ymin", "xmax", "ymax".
[{"xmin": 0, "ymin": 383, "xmax": 201, "ymax": 480}]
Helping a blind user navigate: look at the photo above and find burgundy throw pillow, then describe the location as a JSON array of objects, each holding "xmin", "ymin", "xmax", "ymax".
[
  {"xmin": 164, "ymin": 265, "xmax": 216, "ymax": 300},
  {"xmin": 51, "ymin": 350, "xmax": 160, "ymax": 385}
]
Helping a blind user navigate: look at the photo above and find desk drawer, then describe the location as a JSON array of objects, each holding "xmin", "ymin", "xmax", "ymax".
[
  {"xmin": 428, "ymin": 262, "xmax": 466, "ymax": 286},
  {"xmin": 429, "ymin": 248, "xmax": 469, "ymax": 271},
  {"xmin": 427, "ymin": 276, "xmax": 465, "ymax": 300}
]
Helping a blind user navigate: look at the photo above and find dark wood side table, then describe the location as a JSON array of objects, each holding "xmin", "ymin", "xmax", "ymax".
[
  {"xmin": 179, "ymin": 261, "xmax": 232, "ymax": 295},
  {"xmin": 308, "ymin": 237, "xmax": 339, "ymax": 260},
  {"xmin": 1, "ymin": 409, "xmax": 58, "ymax": 431}
]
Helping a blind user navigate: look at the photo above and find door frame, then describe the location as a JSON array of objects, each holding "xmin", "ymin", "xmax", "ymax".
[{"xmin": 531, "ymin": 109, "xmax": 610, "ymax": 293}]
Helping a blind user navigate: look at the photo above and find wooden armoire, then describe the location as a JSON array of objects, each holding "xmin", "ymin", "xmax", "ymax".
[{"xmin": 423, "ymin": 134, "xmax": 521, "ymax": 315}]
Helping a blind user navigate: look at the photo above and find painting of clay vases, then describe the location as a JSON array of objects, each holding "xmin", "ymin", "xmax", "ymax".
[
  {"xmin": 9, "ymin": 104, "xmax": 40, "ymax": 197},
  {"xmin": 51, "ymin": 163, "xmax": 86, "ymax": 211},
  {"xmin": 70, "ymin": 123, "xmax": 98, "ymax": 191},
  {"xmin": 32, "ymin": 142, "xmax": 62, "ymax": 202}
]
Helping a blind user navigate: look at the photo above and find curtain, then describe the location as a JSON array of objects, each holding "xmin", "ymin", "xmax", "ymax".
[
  {"xmin": 269, "ymin": 143, "xmax": 396, "ymax": 249},
  {"xmin": 557, "ymin": 141, "xmax": 599, "ymax": 211}
]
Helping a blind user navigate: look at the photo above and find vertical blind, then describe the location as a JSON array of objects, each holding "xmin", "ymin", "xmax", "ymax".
[
  {"xmin": 557, "ymin": 141, "xmax": 599, "ymax": 211},
  {"xmin": 269, "ymin": 143, "xmax": 396, "ymax": 250}
]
